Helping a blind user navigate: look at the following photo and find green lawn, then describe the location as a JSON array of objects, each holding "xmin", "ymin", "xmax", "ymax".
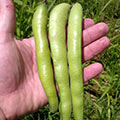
[{"xmin": 14, "ymin": 0, "xmax": 120, "ymax": 120}]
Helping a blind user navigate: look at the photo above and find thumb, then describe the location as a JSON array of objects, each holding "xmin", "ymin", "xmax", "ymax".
[{"xmin": 0, "ymin": 0, "xmax": 16, "ymax": 34}]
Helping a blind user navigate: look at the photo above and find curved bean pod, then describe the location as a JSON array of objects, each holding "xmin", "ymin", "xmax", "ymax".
[
  {"xmin": 32, "ymin": 4, "xmax": 58, "ymax": 113},
  {"xmin": 49, "ymin": 3, "xmax": 72, "ymax": 120},
  {"xmin": 68, "ymin": 3, "xmax": 83, "ymax": 120}
]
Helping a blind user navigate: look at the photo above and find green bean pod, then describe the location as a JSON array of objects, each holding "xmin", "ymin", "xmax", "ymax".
[
  {"xmin": 49, "ymin": 3, "xmax": 72, "ymax": 120},
  {"xmin": 32, "ymin": 4, "xmax": 58, "ymax": 113},
  {"xmin": 68, "ymin": 3, "xmax": 83, "ymax": 120}
]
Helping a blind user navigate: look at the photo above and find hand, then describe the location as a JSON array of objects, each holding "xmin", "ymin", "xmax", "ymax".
[{"xmin": 0, "ymin": 0, "xmax": 110, "ymax": 120}]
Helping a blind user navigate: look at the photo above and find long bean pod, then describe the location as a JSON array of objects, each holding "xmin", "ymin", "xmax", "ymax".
[
  {"xmin": 49, "ymin": 3, "xmax": 72, "ymax": 120},
  {"xmin": 68, "ymin": 3, "xmax": 83, "ymax": 120},
  {"xmin": 32, "ymin": 4, "xmax": 58, "ymax": 113}
]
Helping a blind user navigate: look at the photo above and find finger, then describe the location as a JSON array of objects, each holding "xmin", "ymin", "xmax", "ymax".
[
  {"xmin": 83, "ymin": 63, "xmax": 103, "ymax": 82},
  {"xmin": 82, "ymin": 18, "xmax": 95, "ymax": 29},
  {"xmin": 83, "ymin": 22, "xmax": 109, "ymax": 47},
  {"xmin": 0, "ymin": 107, "xmax": 6, "ymax": 120},
  {"xmin": 0, "ymin": 0, "xmax": 16, "ymax": 33},
  {"xmin": 83, "ymin": 37, "xmax": 110, "ymax": 62}
]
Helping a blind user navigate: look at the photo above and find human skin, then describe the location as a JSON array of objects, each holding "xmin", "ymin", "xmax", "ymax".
[{"xmin": 0, "ymin": 0, "xmax": 110, "ymax": 120}]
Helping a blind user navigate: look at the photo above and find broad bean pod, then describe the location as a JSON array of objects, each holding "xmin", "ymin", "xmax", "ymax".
[
  {"xmin": 49, "ymin": 3, "xmax": 72, "ymax": 120},
  {"xmin": 32, "ymin": 4, "xmax": 58, "ymax": 113},
  {"xmin": 68, "ymin": 3, "xmax": 83, "ymax": 120}
]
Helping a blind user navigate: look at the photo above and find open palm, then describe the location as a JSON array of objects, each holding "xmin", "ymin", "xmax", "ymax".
[{"xmin": 0, "ymin": 0, "xmax": 110, "ymax": 120}]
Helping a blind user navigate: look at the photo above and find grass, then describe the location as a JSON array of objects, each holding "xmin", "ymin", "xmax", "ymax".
[{"xmin": 13, "ymin": 0, "xmax": 120, "ymax": 120}]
